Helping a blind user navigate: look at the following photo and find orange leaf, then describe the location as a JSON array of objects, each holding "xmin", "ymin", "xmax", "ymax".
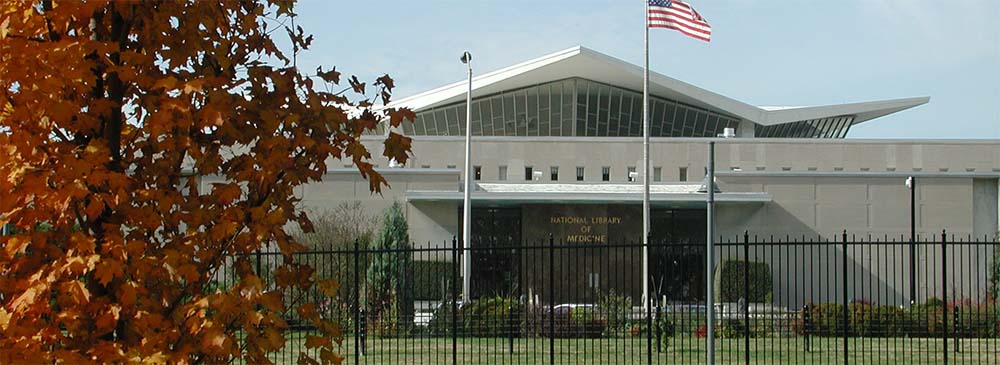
[
  {"xmin": 94, "ymin": 259, "xmax": 122, "ymax": 286},
  {"xmin": 303, "ymin": 335, "xmax": 330, "ymax": 349},
  {"xmin": 319, "ymin": 348, "xmax": 342, "ymax": 365},
  {"xmin": 317, "ymin": 279, "xmax": 339, "ymax": 298}
]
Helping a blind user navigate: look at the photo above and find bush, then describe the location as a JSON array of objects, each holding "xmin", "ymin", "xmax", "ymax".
[
  {"xmin": 654, "ymin": 311, "xmax": 676, "ymax": 349},
  {"xmin": 410, "ymin": 261, "xmax": 454, "ymax": 301},
  {"xmin": 596, "ymin": 290, "xmax": 632, "ymax": 337},
  {"xmin": 796, "ymin": 299, "xmax": 999, "ymax": 339},
  {"xmin": 427, "ymin": 296, "xmax": 523, "ymax": 337},
  {"xmin": 714, "ymin": 260, "xmax": 773, "ymax": 303},
  {"xmin": 463, "ymin": 296, "xmax": 524, "ymax": 337}
]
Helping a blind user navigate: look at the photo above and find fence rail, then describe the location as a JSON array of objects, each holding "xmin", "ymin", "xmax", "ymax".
[{"xmin": 222, "ymin": 232, "xmax": 999, "ymax": 364}]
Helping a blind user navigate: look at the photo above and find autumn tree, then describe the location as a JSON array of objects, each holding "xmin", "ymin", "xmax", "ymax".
[{"xmin": 0, "ymin": 1, "xmax": 412, "ymax": 364}]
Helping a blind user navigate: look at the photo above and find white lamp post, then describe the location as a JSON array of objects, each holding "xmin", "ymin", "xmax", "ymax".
[{"xmin": 460, "ymin": 51, "xmax": 473, "ymax": 302}]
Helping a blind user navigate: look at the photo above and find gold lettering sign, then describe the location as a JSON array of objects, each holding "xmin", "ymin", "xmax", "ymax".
[{"xmin": 549, "ymin": 215, "xmax": 622, "ymax": 244}]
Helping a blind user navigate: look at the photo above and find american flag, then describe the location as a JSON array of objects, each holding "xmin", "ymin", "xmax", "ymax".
[{"xmin": 648, "ymin": 0, "xmax": 712, "ymax": 42}]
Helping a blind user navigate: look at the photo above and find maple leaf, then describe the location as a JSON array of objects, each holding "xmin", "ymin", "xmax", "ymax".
[
  {"xmin": 94, "ymin": 259, "xmax": 123, "ymax": 286},
  {"xmin": 316, "ymin": 279, "xmax": 339, "ymax": 298},
  {"xmin": 303, "ymin": 335, "xmax": 331, "ymax": 349},
  {"xmin": 316, "ymin": 66, "xmax": 339, "ymax": 84}
]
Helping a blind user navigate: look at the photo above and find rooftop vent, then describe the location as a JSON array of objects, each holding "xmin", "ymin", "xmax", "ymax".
[{"xmin": 719, "ymin": 127, "xmax": 736, "ymax": 138}]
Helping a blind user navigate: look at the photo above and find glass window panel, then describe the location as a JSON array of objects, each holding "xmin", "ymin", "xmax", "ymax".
[
  {"xmin": 562, "ymin": 80, "xmax": 574, "ymax": 136},
  {"xmin": 586, "ymin": 83, "xmax": 599, "ymax": 136},
  {"xmin": 835, "ymin": 117, "xmax": 849, "ymax": 138},
  {"xmin": 470, "ymin": 102, "xmax": 482, "ymax": 136},
  {"xmin": 490, "ymin": 95, "xmax": 503, "ymax": 136},
  {"xmin": 601, "ymin": 166, "xmax": 610, "ymax": 181},
  {"xmin": 526, "ymin": 88, "xmax": 539, "ymax": 136},
  {"xmin": 653, "ymin": 167, "xmax": 662, "ymax": 182},
  {"xmin": 434, "ymin": 109, "xmax": 448, "ymax": 136},
  {"xmin": 629, "ymin": 95, "xmax": 642, "ymax": 136},
  {"xmin": 650, "ymin": 100, "xmax": 663, "ymax": 137},
  {"xmin": 627, "ymin": 166, "xmax": 636, "ymax": 182},
  {"xmin": 515, "ymin": 90, "xmax": 528, "ymax": 136},
  {"xmin": 538, "ymin": 85, "xmax": 550, "ymax": 136},
  {"xmin": 550, "ymin": 166, "xmax": 559, "ymax": 181},
  {"xmin": 447, "ymin": 107, "xmax": 461, "ymax": 136},
  {"xmin": 498, "ymin": 165, "xmax": 507, "ymax": 181},
  {"xmin": 671, "ymin": 104, "xmax": 685, "ymax": 136},
  {"xmin": 795, "ymin": 120, "xmax": 810, "ymax": 138},
  {"xmin": 503, "ymin": 93, "xmax": 516, "ymax": 136},
  {"xmin": 576, "ymin": 80, "xmax": 589, "ymax": 136},
  {"xmin": 706, "ymin": 115, "xmax": 719, "ymax": 137},
  {"xmin": 694, "ymin": 112, "xmax": 708, "ymax": 137},
  {"xmin": 823, "ymin": 118, "xmax": 841, "ymax": 138},
  {"xmin": 423, "ymin": 112, "xmax": 437, "ymax": 135},
  {"xmin": 662, "ymin": 102, "xmax": 676, "ymax": 137},
  {"xmin": 576, "ymin": 166, "xmax": 585, "ymax": 181},
  {"xmin": 793, "ymin": 120, "xmax": 807, "ymax": 138},
  {"xmin": 480, "ymin": 98, "xmax": 493, "ymax": 136},
  {"xmin": 597, "ymin": 84, "xmax": 610, "ymax": 136},
  {"xmin": 839, "ymin": 117, "xmax": 851, "ymax": 138},
  {"xmin": 619, "ymin": 94, "xmax": 632, "ymax": 137},
  {"xmin": 608, "ymin": 88, "xmax": 622, "ymax": 137},
  {"xmin": 681, "ymin": 109, "xmax": 695, "ymax": 136}
]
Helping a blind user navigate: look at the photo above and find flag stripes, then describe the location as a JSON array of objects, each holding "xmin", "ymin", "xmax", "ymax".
[{"xmin": 648, "ymin": 0, "xmax": 712, "ymax": 42}]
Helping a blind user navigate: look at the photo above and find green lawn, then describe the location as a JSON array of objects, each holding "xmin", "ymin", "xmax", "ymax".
[{"xmin": 265, "ymin": 333, "xmax": 997, "ymax": 365}]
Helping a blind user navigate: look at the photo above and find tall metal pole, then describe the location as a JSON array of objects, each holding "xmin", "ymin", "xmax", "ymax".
[
  {"xmin": 641, "ymin": 0, "xmax": 651, "ymax": 314},
  {"xmin": 461, "ymin": 51, "xmax": 473, "ymax": 302},
  {"xmin": 907, "ymin": 176, "xmax": 915, "ymax": 305},
  {"xmin": 706, "ymin": 141, "xmax": 716, "ymax": 365}
]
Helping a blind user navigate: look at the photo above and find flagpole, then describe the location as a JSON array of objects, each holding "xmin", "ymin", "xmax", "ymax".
[{"xmin": 641, "ymin": 0, "xmax": 651, "ymax": 315}]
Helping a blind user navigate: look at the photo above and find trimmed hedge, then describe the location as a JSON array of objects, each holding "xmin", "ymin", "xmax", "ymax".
[
  {"xmin": 714, "ymin": 260, "xmax": 773, "ymax": 303},
  {"xmin": 794, "ymin": 300, "xmax": 1000, "ymax": 338}
]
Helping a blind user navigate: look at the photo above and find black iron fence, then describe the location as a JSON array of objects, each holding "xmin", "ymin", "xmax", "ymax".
[{"xmin": 225, "ymin": 232, "xmax": 999, "ymax": 364}]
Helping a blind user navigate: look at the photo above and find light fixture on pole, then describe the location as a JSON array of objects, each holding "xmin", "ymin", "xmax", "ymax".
[{"xmin": 460, "ymin": 51, "xmax": 473, "ymax": 302}]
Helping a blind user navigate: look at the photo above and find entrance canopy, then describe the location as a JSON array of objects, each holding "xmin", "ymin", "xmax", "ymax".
[{"xmin": 406, "ymin": 183, "xmax": 770, "ymax": 208}]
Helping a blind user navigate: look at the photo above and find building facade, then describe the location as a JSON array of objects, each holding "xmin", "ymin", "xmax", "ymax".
[{"xmin": 296, "ymin": 47, "xmax": 999, "ymax": 306}]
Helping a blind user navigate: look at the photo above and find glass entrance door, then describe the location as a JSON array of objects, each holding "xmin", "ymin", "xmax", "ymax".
[
  {"xmin": 650, "ymin": 209, "xmax": 707, "ymax": 302},
  {"xmin": 469, "ymin": 207, "xmax": 522, "ymax": 298}
]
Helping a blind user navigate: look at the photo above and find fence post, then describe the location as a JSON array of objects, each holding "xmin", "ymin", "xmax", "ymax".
[
  {"xmin": 803, "ymin": 304, "xmax": 810, "ymax": 353},
  {"xmin": 655, "ymin": 299, "xmax": 662, "ymax": 353},
  {"xmin": 941, "ymin": 230, "xmax": 948, "ymax": 365},
  {"xmin": 254, "ymin": 249, "xmax": 262, "ymax": 278},
  {"xmin": 352, "ymin": 238, "xmax": 360, "ymax": 364},
  {"xmin": 508, "ymin": 302, "xmax": 515, "ymax": 355},
  {"xmin": 548, "ymin": 233, "xmax": 555, "ymax": 365},
  {"xmin": 953, "ymin": 306, "xmax": 960, "ymax": 354},
  {"xmin": 841, "ymin": 230, "xmax": 849, "ymax": 365},
  {"xmin": 451, "ymin": 236, "xmax": 459, "ymax": 365},
  {"xmin": 743, "ymin": 231, "xmax": 751, "ymax": 365}
]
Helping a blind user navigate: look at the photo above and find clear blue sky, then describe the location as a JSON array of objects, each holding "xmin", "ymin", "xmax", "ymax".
[{"xmin": 289, "ymin": 0, "xmax": 999, "ymax": 139}]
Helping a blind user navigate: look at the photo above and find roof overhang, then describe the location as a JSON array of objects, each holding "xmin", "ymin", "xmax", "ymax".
[
  {"xmin": 385, "ymin": 46, "xmax": 927, "ymax": 128},
  {"xmin": 406, "ymin": 183, "xmax": 771, "ymax": 207}
]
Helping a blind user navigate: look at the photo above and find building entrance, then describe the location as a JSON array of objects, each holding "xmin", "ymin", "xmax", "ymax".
[{"xmin": 465, "ymin": 205, "xmax": 707, "ymax": 301}]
